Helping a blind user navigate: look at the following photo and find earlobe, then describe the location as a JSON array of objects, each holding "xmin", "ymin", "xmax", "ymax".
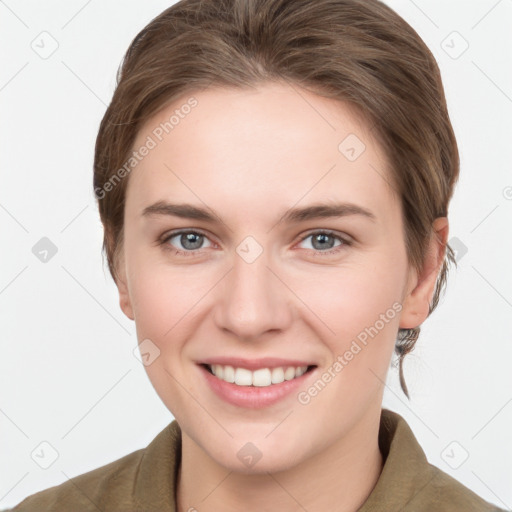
[
  {"xmin": 115, "ymin": 256, "xmax": 135, "ymax": 321},
  {"xmin": 399, "ymin": 217, "xmax": 449, "ymax": 330},
  {"xmin": 118, "ymin": 281, "xmax": 135, "ymax": 321}
]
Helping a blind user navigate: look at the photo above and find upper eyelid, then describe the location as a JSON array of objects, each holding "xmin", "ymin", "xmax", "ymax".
[{"xmin": 162, "ymin": 228, "xmax": 215, "ymax": 244}]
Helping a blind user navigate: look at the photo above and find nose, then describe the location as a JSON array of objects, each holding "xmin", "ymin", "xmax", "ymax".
[{"xmin": 213, "ymin": 247, "xmax": 293, "ymax": 341}]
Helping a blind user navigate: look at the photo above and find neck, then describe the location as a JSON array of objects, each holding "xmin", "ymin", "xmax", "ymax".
[{"xmin": 176, "ymin": 407, "xmax": 384, "ymax": 512}]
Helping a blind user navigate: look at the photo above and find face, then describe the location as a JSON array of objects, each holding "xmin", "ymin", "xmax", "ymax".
[{"xmin": 116, "ymin": 81, "xmax": 445, "ymax": 473}]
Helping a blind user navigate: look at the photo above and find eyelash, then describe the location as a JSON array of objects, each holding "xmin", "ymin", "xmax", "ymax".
[{"xmin": 158, "ymin": 229, "xmax": 352, "ymax": 257}]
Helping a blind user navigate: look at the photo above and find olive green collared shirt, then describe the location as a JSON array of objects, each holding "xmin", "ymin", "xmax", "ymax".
[{"xmin": 10, "ymin": 409, "xmax": 505, "ymax": 511}]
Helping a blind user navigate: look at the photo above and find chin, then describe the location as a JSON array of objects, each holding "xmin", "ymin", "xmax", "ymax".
[
  {"xmin": 218, "ymin": 450, "xmax": 301, "ymax": 475},
  {"xmin": 201, "ymin": 432, "xmax": 307, "ymax": 475}
]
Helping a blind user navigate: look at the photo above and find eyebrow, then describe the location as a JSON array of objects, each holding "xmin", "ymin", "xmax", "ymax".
[{"xmin": 142, "ymin": 200, "xmax": 376, "ymax": 224}]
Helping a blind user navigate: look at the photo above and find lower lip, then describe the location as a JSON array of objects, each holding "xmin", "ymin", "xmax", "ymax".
[{"xmin": 198, "ymin": 364, "xmax": 317, "ymax": 409}]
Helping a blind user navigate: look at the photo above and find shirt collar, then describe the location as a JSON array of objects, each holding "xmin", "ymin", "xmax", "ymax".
[
  {"xmin": 134, "ymin": 418, "xmax": 181, "ymax": 511},
  {"xmin": 358, "ymin": 408, "xmax": 437, "ymax": 511},
  {"xmin": 133, "ymin": 408, "xmax": 433, "ymax": 511}
]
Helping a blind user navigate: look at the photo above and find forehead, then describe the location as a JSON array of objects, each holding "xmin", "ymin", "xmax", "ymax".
[{"xmin": 126, "ymin": 82, "xmax": 398, "ymax": 225}]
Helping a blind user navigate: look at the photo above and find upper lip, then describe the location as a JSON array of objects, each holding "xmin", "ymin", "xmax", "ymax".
[{"xmin": 198, "ymin": 356, "xmax": 317, "ymax": 371}]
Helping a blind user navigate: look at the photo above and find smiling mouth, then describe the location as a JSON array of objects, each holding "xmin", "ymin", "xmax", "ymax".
[{"xmin": 201, "ymin": 363, "xmax": 317, "ymax": 387}]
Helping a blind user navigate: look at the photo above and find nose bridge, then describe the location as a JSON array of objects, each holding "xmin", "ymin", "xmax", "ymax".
[{"xmin": 214, "ymin": 241, "xmax": 291, "ymax": 339}]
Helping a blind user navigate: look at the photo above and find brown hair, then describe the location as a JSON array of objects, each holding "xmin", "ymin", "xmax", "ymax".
[{"xmin": 93, "ymin": 0, "xmax": 459, "ymax": 397}]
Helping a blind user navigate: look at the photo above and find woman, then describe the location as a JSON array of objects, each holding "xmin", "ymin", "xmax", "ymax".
[{"xmin": 11, "ymin": 0, "xmax": 505, "ymax": 510}]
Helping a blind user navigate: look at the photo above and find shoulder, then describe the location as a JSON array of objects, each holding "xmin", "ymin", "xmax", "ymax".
[
  {"xmin": 413, "ymin": 463, "xmax": 505, "ymax": 511},
  {"xmin": 10, "ymin": 447, "xmax": 146, "ymax": 512},
  {"xmin": 9, "ymin": 420, "xmax": 181, "ymax": 512},
  {"xmin": 367, "ymin": 410, "xmax": 506, "ymax": 512}
]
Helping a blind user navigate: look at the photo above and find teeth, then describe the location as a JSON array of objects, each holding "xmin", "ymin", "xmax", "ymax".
[
  {"xmin": 208, "ymin": 364, "xmax": 310, "ymax": 387},
  {"xmin": 235, "ymin": 367, "xmax": 253, "ymax": 386}
]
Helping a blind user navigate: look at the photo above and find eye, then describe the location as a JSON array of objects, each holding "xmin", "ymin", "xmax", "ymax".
[
  {"xmin": 158, "ymin": 228, "xmax": 351, "ymax": 257},
  {"xmin": 160, "ymin": 230, "xmax": 213, "ymax": 255},
  {"xmin": 296, "ymin": 230, "xmax": 351, "ymax": 255}
]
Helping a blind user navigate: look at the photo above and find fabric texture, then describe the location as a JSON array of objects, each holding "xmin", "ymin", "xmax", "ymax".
[{"xmin": 10, "ymin": 409, "xmax": 505, "ymax": 511}]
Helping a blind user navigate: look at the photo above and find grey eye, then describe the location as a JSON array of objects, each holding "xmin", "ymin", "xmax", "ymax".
[
  {"xmin": 167, "ymin": 232, "xmax": 212, "ymax": 251},
  {"xmin": 299, "ymin": 232, "xmax": 343, "ymax": 251}
]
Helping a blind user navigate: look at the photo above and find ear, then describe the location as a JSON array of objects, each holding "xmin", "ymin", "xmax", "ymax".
[
  {"xmin": 114, "ymin": 249, "xmax": 135, "ymax": 321},
  {"xmin": 399, "ymin": 217, "xmax": 449, "ymax": 329}
]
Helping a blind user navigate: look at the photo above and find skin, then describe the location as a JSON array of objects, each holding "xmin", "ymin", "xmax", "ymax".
[{"xmin": 115, "ymin": 81, "xmax": 448, "ymax": 511}]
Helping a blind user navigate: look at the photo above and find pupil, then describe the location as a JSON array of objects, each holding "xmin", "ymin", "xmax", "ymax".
[
  {"xmin": 313, "ymin": 233, "xmax": 334, "ymax": 250},
  {"xmin": 181, "ymin": 233, "xmax": 203, "ymax": 250}
]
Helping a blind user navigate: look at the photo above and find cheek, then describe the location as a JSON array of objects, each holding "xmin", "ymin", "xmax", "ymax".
[
  {"xmin": 129, "ymin": 271, "xmax": 178, "ymax": 332},
  {"xmin": 293, "ymin": 253, "xmax": 405, "ymax": 338},
  {"xmin": 294, "ymin": 264, "xmax": 403, "ymax": 422},
  {"xmin": 125, "ymin": 255, "xmax": 223, "ymax": 384},
  {"xmin": 290, "ymin": 249, "xmax": 406, "ymax": 397},
  {"xmin": 127, "ymin": 248, "xmax": 209, "ymax": 332}
]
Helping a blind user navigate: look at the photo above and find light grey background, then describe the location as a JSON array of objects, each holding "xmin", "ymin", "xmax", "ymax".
[{"xmin": 1, "ymin": 0, "xmax": 511, "ymax": 509}]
